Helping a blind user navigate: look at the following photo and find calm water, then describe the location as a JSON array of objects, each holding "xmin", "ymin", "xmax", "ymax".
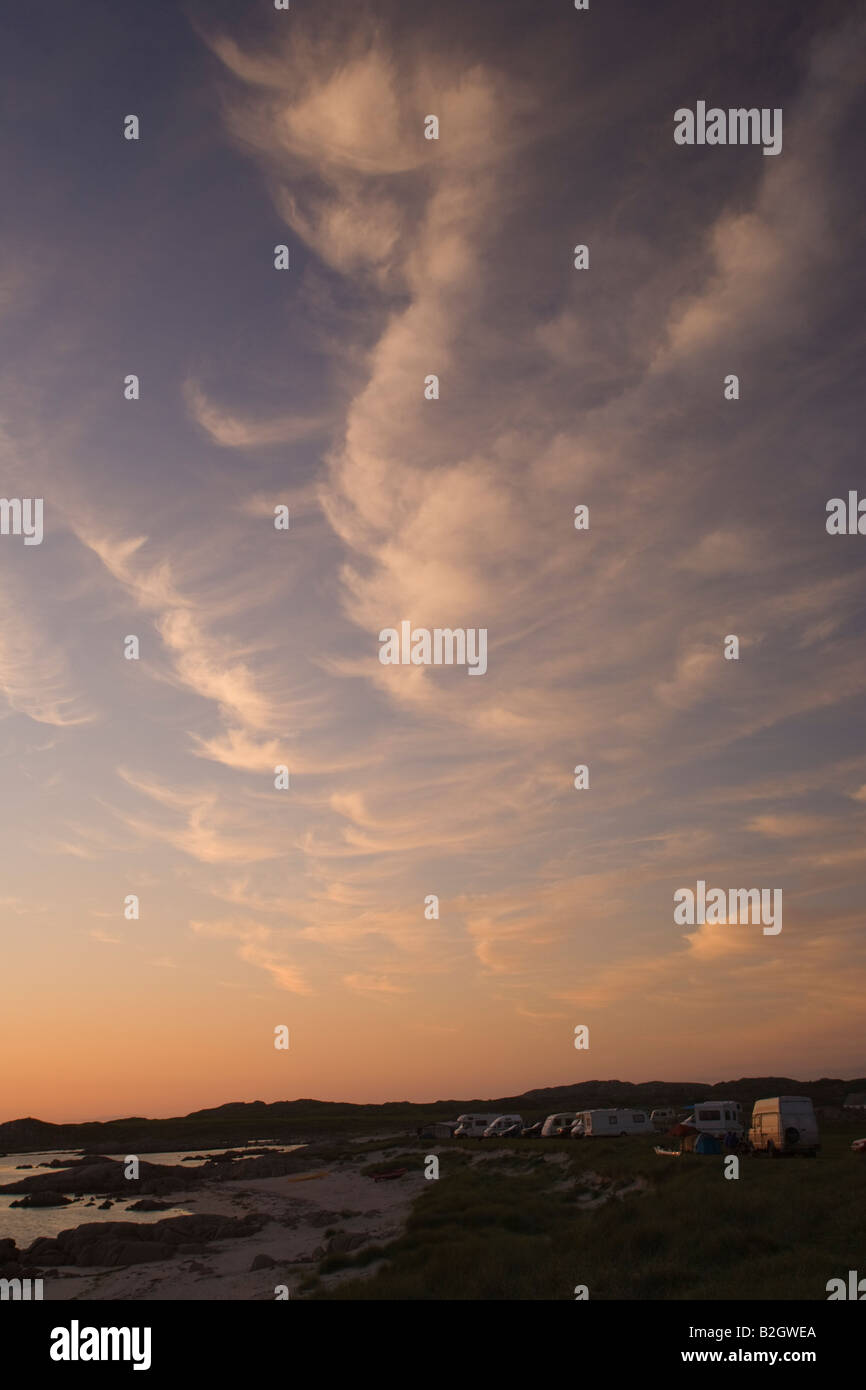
[{"xmin": 0, "ymin": 1145, "xmax": 302, "ymax": 1248}]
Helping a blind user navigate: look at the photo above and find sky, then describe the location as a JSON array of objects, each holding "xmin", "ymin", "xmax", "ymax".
[{"xmin": 1, "ymin": 0, "xmax": 865, "ymax": 1122}]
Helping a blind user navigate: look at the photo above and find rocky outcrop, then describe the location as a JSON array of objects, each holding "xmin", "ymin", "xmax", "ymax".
[
  {"xmin": 325, "ymin": 1231, "xmax": 369, "ymax": 1255},
  {"xmin": 18, "ymin": 1212, "xmax": 264, "ymax": 1268},
  {"xmin": 0, "ymin": 1158, "xmax": 196, "ymax": 1198},
  {"xmin": 0, "ymin": 1237, "xmax": 19, "ymax": 1271},
  {"xmin": 8, "ymin": 1192, "xmax": 72, "ymax": 1208},
  {"xmin": 0, "ymin": 1149, "xmax": 312, "ymax": 1200}
]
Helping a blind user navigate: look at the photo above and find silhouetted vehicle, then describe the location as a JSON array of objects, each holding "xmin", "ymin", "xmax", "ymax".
[
  {"xmin": 453, "ymin": 1114, "xmax": 500, "ymax": 1139},
  {"xmin": 541, "ymin": 1112, "xmax": 578, "ymax": 1137},
  {"xmin": 482, "ymin": 1114, "xmax": 524, "ymax": 1139}
]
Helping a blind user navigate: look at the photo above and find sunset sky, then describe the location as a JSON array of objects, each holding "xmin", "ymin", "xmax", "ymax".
[{"xmin": 1, "ymin": 0, "xmax": 864, "ymax": 1123}]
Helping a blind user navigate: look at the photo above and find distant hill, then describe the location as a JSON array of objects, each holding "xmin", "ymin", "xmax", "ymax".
[{"xmin": 2, "ymin": 1077, "xmax": 864, "ymax": 1155}]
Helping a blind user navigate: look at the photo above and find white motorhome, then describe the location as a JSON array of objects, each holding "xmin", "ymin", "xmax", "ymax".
[
  {"xmin": 749, "ymin": 1096, "xmax": 819, "ymax": 1156},
  {"xmin": 482, "ymin": 1114, "xmax": 524, "ymax": 1138},
  {"xmin": 452, "ymin": 1114, "xmax": 499, "ymax": 1139},
  {"xmin": 541, "ymin": 1112, "xmax": 577, "ymax": 1137},
  {"xmin": 650, "ymin": 1108, "xmax": 677, "ymax": 1131},
  {"xmin": 683, "ymin": 1101, "xmax": 743, "ymax": 1137},
  {"xmin": 578, "ymin": 1108, "xmax": 654, "ymax": 1137}
]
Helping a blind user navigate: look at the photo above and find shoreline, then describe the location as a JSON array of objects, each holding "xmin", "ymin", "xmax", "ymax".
[{"xmin": 1, "ymin": 1142, "xmax": 429, "ymax": 1300}]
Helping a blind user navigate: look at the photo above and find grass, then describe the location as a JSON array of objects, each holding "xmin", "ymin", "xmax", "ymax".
[{"xmin": 304, "ymin": 1128, "xmax": 866, "ymax": 1300}]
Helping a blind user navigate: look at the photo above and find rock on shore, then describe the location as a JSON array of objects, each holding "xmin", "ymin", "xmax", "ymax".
[
  {"xmin": 4, "ymin": 1212, "xmax": 265, "ymax": 1269},
  {"xmin": 0, "ymin": 1150, "xmax": 313, "ymax": 1200},
  {"xmin": 8, "ymin": 1192, "xmax": 73, "ymax": 1208}
]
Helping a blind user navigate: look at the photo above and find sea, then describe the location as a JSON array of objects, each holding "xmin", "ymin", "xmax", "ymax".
[{"xmin": 0, "ymin": 1145, "xmax": 303, "ymax": 1248}]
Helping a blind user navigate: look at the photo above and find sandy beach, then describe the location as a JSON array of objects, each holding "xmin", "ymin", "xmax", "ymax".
[{"xmin": 44, "ymin": 1145, "xmax": 430, "ymax": 1301}]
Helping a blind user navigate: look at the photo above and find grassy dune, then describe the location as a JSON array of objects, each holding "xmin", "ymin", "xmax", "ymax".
[{"xmin": 304, "ymin": 1127, "xmax": 866, "ymax": 1300}]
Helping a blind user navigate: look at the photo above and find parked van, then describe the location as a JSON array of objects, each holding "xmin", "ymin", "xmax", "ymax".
[
  {"xmin": 578, "ymin": 1108, "xmax": 654, "ymax": 1137},
  {"xmin": 482, "ymin": 1114, "xmax": 524, "ymax": 1138},
  {"xmin": 541, "ymin": 1112, "xmax": 577, "ymax": 1137},
  {"xmin": 683, "ymin": 1101, "xmax": 743, "ymax": 1137},
  {"xmin": 650, "ymin": 1108, "xmax": 677, "ymax": 1131},
  {"xmin": 749, "ymin": 1096, "xmax": 819, "ymax": 1156},
  {"xmin": 452, "ymin": 1114, "xmax": 499, "ymax": 1139}
]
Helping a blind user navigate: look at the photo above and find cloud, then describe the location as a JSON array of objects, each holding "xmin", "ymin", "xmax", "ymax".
[
  {"xmin": 0, "ymin": 586, "xmax": 95, "ymax": 726},
  {"xmin": 190, "ymin": 917, "xmax": 312, "ymax": 994},
  {"xmin": 2, "ymin": 4, "xmax": 864, "ymax": 1099},
  {"xmin": 116, "ymin": 768, "xmax": 285, "ymax": 864},
  {"xmin": 185, "ymin": 382, "xmax": 326, "ymax": 449},
  {"xmin": 190, "ymin": 727, "xmax": 287, "ymax": 772},
  {"xmin": 145, "ymin": 14, "xmax": 866, "ymax": 1055},
  {"xmin": 342, "ymin": 973, "xmax": 409, "ymax": 995},
  {"xmin": 746, "ymin": 813, "xmax": 830, "ymax": 839}
]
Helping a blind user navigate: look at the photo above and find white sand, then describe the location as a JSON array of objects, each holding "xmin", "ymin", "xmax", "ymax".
[{"xmin": 49, "ymin": 1150, "xmax": 430, "ymax": 1301}]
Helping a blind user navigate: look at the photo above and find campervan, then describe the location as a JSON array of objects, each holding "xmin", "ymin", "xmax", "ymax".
[
  {"xmin": 683, "ymin": 1101, "xmax": 743, "ymax": 1137},
  {"xmin": 541, "ymin": 1112, "xmax": 577, "ymax": 1137},
  {"xmin": 749, "ymin": 1097, "xmax": 819, "ymax": 1156},
  {"xmin": 650, "ymin": 1108, "xmax": 677, "ymax": 1131},
  {"xmin": 452, "ymin": 1114, "xmax": 499, "ymax": 1139},
  {"xmin": 578, "ymin": 1108, "xmax": 654, "ymax": 1137},
  {"xmin": 482, "ymin": 1114, "xmax": 524, "ymax": 1138}
]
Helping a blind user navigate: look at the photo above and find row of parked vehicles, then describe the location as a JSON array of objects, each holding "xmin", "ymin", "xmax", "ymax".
[
  {"xmin": 448, "ymin": 1109, "xmax": 664, "ymax": 1140},
  {"xmin": 443, "ymin": 1096, "xmax": 820, "ymax": 1154}
]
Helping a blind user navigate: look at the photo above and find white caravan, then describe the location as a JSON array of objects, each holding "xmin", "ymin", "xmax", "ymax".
[
  {"xmin": 576, "ymin": 1108, "xmax": 654, "ymax": 1137},
  {"xmin": 683, "ymin": 1101, "xmax": 743, "ymax": 1137},
  {"xmin": 482, "ymin": 1114, "xmax": 524, "ymax": 1138},
  {"xmin": 541, "ymin": 1112, "xmax": 577, "ymax": 1137},
  {"xmin": 749, "ymin": 1096, "xmax": 819, "ymax": 1156},
  {"xmin": 452, "ymin": 1114, "xmax": 500, "ymax": 1139}
]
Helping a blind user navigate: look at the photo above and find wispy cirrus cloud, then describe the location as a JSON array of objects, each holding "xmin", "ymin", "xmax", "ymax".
[
  {"xmin": 0, "ymin": 584, "xmax": 95, "ymax": 726},
  {"xmin": 185, "ymin": 381, "xmax": 327, "ymax": 449},
  {"xmin": 190, "ymin": 917, "xmax": 312, "ymax": 994},
  {"xmin": 2, "ymin": 2, "xmax": 865, "ymax": 1117}
]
